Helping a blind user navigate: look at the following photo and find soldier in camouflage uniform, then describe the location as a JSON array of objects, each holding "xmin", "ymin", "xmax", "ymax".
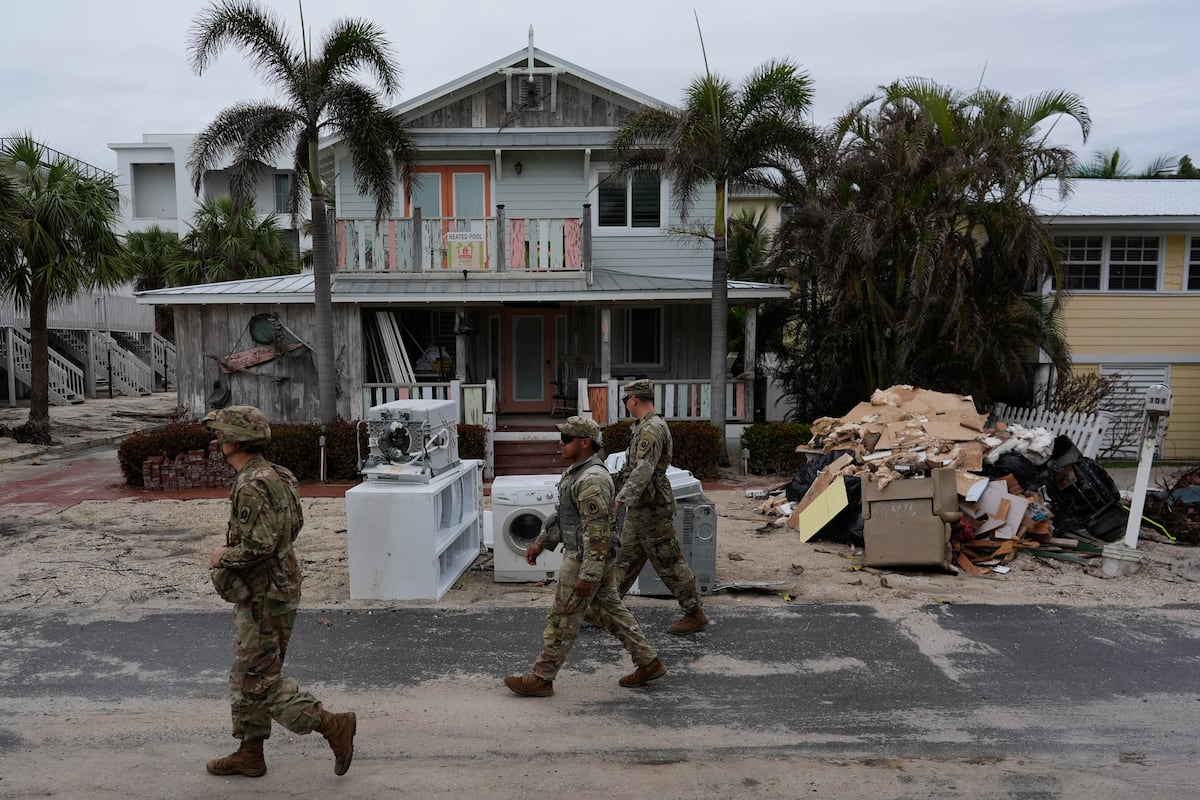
[
  {"xmin": 504, "ymin": 415, "xmax": 666, "ymax": 697},
  {"xmin": 614, "ymin": 380, "xmax": 709, "ymax": 634},
  {"xmin": 202, "ymin": 406, "xmax": 357, "ymax": 778}
]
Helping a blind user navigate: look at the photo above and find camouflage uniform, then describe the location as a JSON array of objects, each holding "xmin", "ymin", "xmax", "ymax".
[
  {"xmin": 203, "ymin": 406, "xmax": 355, "ymax": 778},
  {"xmin": 215, "ymin": 452, "xmax": 327, "ymax": 741},
  {"xmin": 615, "ymin": 384, "xmax": 704, "ymax": 617},
  {"xmin": 529, "ymin": 421, "xmax": 658, "ymax": 681}
]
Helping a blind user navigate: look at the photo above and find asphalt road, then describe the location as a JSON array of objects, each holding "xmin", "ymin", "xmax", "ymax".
[{"xmin": 1, "ymin": 603, "xmax": 1198, "ymax": 799}]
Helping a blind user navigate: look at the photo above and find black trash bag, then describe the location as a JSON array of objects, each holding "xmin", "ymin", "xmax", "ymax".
[
  {"xmin": 786, "ymin": 450, "xmax": 863, "ymax": 546},
  {"xmin": 818, "ymin": 474, "xmax": 864, "ymax": 546},
  {"xmin": 1037, "ymin": 434, "xmax": 1127, "ymax": 541},
  {"xmin": 982, "ymin": 451, "xmax": 1041, "ymax": 490},
  {"xmin": 786, "ymin": 450, "xmax": 855, "ymax": 502}
]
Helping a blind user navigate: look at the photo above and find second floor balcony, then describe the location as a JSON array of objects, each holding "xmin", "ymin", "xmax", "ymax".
[{"xmin": 336, "ymin": 204, "xmax": 591, "ymax": 273}]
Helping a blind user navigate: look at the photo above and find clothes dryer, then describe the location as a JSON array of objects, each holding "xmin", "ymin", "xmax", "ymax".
[{"xmin": 490, "ymin": 474, "xmax": 564, "ymax": 582}]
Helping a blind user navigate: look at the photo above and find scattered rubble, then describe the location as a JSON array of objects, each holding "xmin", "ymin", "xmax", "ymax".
[{"xmin": 754, "ymin": 385, "xmax": 1157, "ymax": 576}]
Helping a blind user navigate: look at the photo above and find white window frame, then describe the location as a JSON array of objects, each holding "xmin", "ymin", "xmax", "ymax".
[
  {"xmin": 614, "ymin": 306, "xmax": 664, "ymax": 368},
  {"xmin": 1187, "ymin": 236, "xmax": 1200, "ymax": 291},
  {"xmin": 590, "ymin": 167, "xmax": 669, "ymax": 236},
  {"xmin": 1054, "ymin": 233, "xmax": 1162, "ymax": 292}
]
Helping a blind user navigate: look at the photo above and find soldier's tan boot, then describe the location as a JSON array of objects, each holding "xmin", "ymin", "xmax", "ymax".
[
  {"xmin": 206, "ymin": 737, "xmax": 266, "ymax": 777},
  {"xmin": 619, "ymin": 657, "xmax": 667, "ymax": 688},
  {"xmin": 316, "ymin": 710, "xmax": 357, "ymax": 776},
  {"xmin": 668, "ymin": 609, "xmax": 709, "ymax": 635},
  {"xmin": 504, "ymin": 673, "xmax": 554, "ymax": 697}
]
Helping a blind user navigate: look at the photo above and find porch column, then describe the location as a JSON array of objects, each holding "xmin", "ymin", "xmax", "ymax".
[
  {"xmin": 84, "ymin": 329, "xmax": 97, "ymax": 398},
  {"xmin": 582, "ymin": 203, "xmax": 592, "ymax": 286},
  {"xmin": 744, "ymin": 304, "xmax": 757, "ymax": 423},
  {"xmin": 599, "ymin": 306, "xmax": 611, "ymax": 381},
  {"xmin": 455, "ymin": 307, "xmax": 469, "ymax": 381},
  {"xmin": 496, "ymin": 205, "xmax": 507, "ymax": 273},
  {"xmin": 412, "ymin": 206, "xmax": 424, "ymax": 272}
]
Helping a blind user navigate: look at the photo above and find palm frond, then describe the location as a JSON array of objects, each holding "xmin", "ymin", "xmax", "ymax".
[
  {"xmin": 324, "ymin": 81, "xmax": 417, "ymax": 219},
  {"xmin": 188, "ymin": 0, "xmax": 300, "ymax": 93},
  {"xmin": 316, "ymin": 18, "xmax": 401, "ymax": 96}
]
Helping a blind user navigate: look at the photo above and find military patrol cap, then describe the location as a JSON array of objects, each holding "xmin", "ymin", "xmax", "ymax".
[
  {"xmin": 621, "ymin": 379, "xmax": 655, "ymax": 402},
  {"xmin": 557, "ymin": 415, "xmax": 601, "ymax": 442},
  {"xmin": 202, "ymin": 405, "xmax": 272, "ymax": 444}
]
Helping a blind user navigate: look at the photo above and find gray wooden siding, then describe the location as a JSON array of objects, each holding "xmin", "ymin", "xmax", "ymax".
[
  {"xmin": 605, "ymin": 304, "xmax": 711, "ymax": 379},
  {"xmin": 592, "ymin": 235, "xmax": 712, "ymax": 274},
  {"xmin": 406, "ymin": 72, "xmax": 643, "ymax": 130},
  {"xmin": 173, "ymin": 304, "xmax": 362, "ymax": 423},
  {"xmin": 496, "ymin": 152, "xmax": 588, "ymax": 215},
  {"xmin": 337, "ymin": 156, "xmax": 384, "ymax": 220}
]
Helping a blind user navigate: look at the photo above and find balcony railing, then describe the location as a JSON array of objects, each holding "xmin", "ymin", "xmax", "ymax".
[{"xmin": 336, "ymin": 204, "xmax": 591, "ymax": 273}]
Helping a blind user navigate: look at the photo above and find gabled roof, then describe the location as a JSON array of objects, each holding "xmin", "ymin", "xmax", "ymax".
[
  {"xmin": 319, "ymin": 45, "xmax": 673, "ymax": 150},
  {"xmin": 133, "ymin": 269, "xmax": 788, "ymax": 306},
  {"xmin": 1032, "ymin": 179, "xmax": 1200, "ymax": 223},
  {"xmin": 394, "ymin": 46, "xmax": 672, "ymax": 121}
]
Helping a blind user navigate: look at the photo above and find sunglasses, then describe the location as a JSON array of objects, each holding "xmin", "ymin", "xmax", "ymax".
[{"xmin": 560, "ymin": 433, "xmax": 579, "ymax": 443}]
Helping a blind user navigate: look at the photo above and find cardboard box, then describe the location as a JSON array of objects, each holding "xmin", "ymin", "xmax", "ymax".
[{"xmin": 861, "ymin": 468, "xmax": 956, "ymax": 568}]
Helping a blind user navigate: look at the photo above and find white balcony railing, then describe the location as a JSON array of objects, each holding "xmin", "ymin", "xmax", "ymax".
[
  {"xmin": 579, "ymin": 378, "xmax": 751, "ymax": 425},
  {"xmin": 336, "ymin": 205, "xmax": 590, "ymax": 273}
]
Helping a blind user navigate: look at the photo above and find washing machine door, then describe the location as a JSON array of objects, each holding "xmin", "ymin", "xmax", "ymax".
[{"xmin": 503, "ymin": 507, "xmax": 550, "ymax": 554}]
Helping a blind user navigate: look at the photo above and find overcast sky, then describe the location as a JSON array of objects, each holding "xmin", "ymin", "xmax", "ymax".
[{"xmin": 3, "ymin": 0, "xmax": 1196, "ymax": 174}]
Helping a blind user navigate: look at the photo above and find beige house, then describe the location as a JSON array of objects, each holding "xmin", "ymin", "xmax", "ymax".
[{"xmin": 1035, "ymin": 179, "xmax": 1200, "ymax": 459}]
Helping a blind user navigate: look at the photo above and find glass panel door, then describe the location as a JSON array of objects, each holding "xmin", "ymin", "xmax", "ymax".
[
  {"xmin": 453, "ymin": 173, "xmax": 485, "ymax": 218},
  {"xmin": 408, "ymin": 174, "xmax": 441, "ymax": 218},
  {"xmin": 512, "ymin": 315, "xmax": 544, "ymax": 402}
]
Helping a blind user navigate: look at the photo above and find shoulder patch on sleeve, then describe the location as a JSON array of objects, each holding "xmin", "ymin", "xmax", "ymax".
[{"xmin": 238, "ymin": 506, "xmax": 253, "ymax": 524}]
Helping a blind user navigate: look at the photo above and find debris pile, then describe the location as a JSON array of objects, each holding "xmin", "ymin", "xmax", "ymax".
[{"xmin": 756, "ymin": 385, "xmax": 1128, "ymax": 575}]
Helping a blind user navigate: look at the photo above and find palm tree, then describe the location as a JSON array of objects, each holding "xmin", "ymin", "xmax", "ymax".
[
  {"xmin": 122, "ymin": 225, "xmax": 186, "ymax": 339},
  {"xmin": 610, "ymin": 59, "xmax": 815, "ymax": 462},
  {"xmin": 1071, "ymin": 147, "xmax": 1178, "ymax": 178},
  {"xmin": 174, "ymin": 195, "xmax": 298, "ymax": 286},
  {"xmin": 188, "ymin": 0, "xmax": 417, "ymax": 424},
  {"xmin": 769, "ymin": 80, "xmax": 1091, "ymax": 418},
  {"xmin": 0, "ymin": 135, "xmax": 127, "ymax": 442}
]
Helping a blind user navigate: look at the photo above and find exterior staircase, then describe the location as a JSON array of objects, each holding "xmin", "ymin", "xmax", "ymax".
[
  {"xmin": 1, "ymin": 325, "xmax": 85, "ymax": 405},
  {"xmin": 491, "ymin": 419, "xmax": 563, "ymax": 476},
  {"xmin": 112, "ymin": 330, "xmax": 176, "ymax": 390}
]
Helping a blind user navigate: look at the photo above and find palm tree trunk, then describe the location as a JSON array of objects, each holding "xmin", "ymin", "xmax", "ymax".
[
  {"xmin": 26, "ymin": 285, "xmax": 52, "ymax": 441},
  {"xmin": 711, "ymin": 184, "xmax": 730, "ymax": 467},
  {"xmin": 310, "ymin": 195, "xmax": 337, "ymax": 425}
]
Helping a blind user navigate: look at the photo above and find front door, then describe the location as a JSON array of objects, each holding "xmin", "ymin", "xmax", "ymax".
[{"xmin": 498, "ymin": 309, "xmax": 563, "ymax": 413}]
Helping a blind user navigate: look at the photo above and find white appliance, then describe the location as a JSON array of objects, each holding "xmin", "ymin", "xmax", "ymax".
[
  {"xmin": 604, "ymin": 451, "xmax": 715, "ymax": 597},
  {"xmin": 491, "ymin": 473, "xmax": 563, "ymax": 582},
  {"xmin": 603, "ymin": 452, "xmax": 703, "ymax": 500},
  {"xmin": 359, "ymin": 398, "xmax": 460, "ymax": 482},
  {"xmin": 347, "ymin": 459, "xmax": 483, "ymax": 600},
  {"xmin": 627, "ymin": 496, "xmax": 717, "ymax": 597}
]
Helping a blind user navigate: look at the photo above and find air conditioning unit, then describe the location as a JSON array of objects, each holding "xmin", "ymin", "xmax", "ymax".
[
  {"xmin": 358, "ymin": 398, "xmax": 460, "ymax": 481},
  {"xmin": 628, "ymin": 495, "xmax": 717, "ymax": 597}
]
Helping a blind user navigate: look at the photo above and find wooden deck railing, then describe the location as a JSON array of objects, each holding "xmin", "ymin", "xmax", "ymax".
[
  {"xmin": 578, "ymin": 378, "xmax": 751, "ymax": 425},
  {"xmin": 336, "ymin": 204, "xmax": 591, "ymax": 273}
]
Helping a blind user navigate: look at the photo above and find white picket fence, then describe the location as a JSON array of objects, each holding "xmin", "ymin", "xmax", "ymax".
[{"xmin": 991, "ymin": 404, "xmax": 1111, "ymax": 460}]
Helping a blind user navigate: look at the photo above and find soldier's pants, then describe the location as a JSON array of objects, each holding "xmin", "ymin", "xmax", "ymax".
[
  {"xmin": 617, "ymin": 505, "xmax": 703, "ymax": 614},
  {"xmin": 228, "ymin": 600, "xmax": 324, "ymax": 740},
  {"xmin": 532, "ymin": 554, "xmax": 657, "ymax": 681}
]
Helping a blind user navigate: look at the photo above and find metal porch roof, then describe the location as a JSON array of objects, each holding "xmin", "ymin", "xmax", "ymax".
[{"xmin": 134, "ymin": 269, "xmax": 790, "ymax": 306}]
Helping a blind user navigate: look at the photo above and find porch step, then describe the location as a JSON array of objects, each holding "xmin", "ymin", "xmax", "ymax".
[{"xmin": 493, "ymin": 438, "xmax": 562, "ymax": 477}]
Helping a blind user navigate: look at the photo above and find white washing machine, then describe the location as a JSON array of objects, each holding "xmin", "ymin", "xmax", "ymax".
[{"xmin": 490, "ymin": 474, "xmax": 564, "ymax": 582}]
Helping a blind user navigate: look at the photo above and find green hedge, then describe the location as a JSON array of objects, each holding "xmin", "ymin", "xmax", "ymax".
[
  {"xmin": 740, "ymin": 422, "xmax": 812, "ymax": 475},
  {"xmin": 601, "ymin": 419, "xmax": 722, "ymax": 479},
  {"xmin": 118, "ymin": 420, "xmax": 488, "ymax": 486}
]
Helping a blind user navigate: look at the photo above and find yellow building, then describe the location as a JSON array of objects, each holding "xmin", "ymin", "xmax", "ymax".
[{"xmin": 1036, "ymin": 179, "xmax": 1200, "ymax": 459}]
